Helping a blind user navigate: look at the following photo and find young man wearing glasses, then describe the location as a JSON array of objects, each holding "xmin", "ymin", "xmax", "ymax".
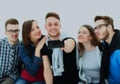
[
  {"xmin": 94, "ymin": 16, "xmax": 120, "ymax": 84},
  {"xmin": 0, "ymin": 18, "xmax": 21, "ymax": 84}
]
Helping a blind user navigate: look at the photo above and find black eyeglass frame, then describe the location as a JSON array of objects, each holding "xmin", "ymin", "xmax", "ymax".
[
  {"xmin": 94, "ymin": 24, "xmax": 109, "ymax": 30},
  {"xmin": 6, "ymin": 29, "xmax": 20, "ymax": 34}
]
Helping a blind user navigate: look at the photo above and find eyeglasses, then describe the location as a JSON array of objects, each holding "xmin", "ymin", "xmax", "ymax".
[
  {"xmin": 6, "ymin": 29, "xmax": 20, "ymax": 34},
  {"xmin": 94, "ymin": 24, "xmax": 109, "ymax": 30}
]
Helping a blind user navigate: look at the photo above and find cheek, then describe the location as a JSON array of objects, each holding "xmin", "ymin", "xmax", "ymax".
[
  {"xmin": 94, "ymin": 30, "xmax": 99, "ymax": 35},
  {"xmin": 30, "ymin": 32, "xmax": 34, "ymax": 38}
]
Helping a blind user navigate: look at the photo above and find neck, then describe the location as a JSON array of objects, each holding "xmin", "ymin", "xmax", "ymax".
[
  {"xmin": 8, "ymin": 39, "xmax": 17, "ymax": 46},
  {"xmin": 49, "ymin": 34, "xmax": 60, "ymax": 40},
  {"xmin": 83, "ymin": 42, "xmax": 95, "ymax": 51},
  {"xmin": 32, "ymin": 39, "xmax": 39, "ymax": 46}
]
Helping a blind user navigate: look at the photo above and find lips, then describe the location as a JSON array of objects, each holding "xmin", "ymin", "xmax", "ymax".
[
  {"xmin": 35, "ymin": 32, "xmax": 41, "ymax": 36},
  {"xmin": 50, "ymin": 30, "xmax": 57, "ymax": 33},
  {"xmin": 12, "ymin": 36, "xmax": 18, "ymax": 40}
]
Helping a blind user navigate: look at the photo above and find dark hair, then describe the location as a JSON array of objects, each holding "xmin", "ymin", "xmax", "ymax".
[
  {"xmin": 45, "ymin": 12, "xmax": 60, "ymax": 20},
  {"xmin": 5, "ymin": 18, "xmax": 19, "ymax": 30},
  {"xmin": 94, "ymin": 15, "xmax": 114, "ymax": 30},
  {"xmin": 78, "ymin": 25, "xmax": 100, "ymax": 53},
  {"xmin": 22, "ymin": 20, "xmax": 35, "ymax": 47}
]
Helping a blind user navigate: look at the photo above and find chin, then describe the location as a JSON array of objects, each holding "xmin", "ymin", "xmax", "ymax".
[{"xmin": 12, "ymin": 38, "xmax": 18, "ymax": 41}]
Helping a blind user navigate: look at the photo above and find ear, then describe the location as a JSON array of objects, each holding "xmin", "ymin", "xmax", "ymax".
[{"xmin": 107, "ymin": 24, "xmax": 112, "ymax": 31}]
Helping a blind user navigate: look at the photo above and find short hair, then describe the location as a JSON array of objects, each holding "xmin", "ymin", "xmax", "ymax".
[
  {"xmin": 45, "ymin": 12, "xmax": 60, "ymax": 20},
  {"xmin": 5, "ymin": 18, "xmax": 19, "ymax": 30},
  {"xmin": 94, "ymin": 15, "xmax": 114, "ymax": 30},
  {"xmin": 22, "ymin": 20, "xmax": 35, "ymax": 47}
]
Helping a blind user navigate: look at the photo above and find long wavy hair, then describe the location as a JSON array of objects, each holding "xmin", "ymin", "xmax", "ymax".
[{"xmin": 78, "ymin": 24, "xmax": 100, "ymax": 56}]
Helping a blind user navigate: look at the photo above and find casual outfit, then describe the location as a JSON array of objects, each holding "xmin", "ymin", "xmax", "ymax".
[
  {"xmin": 100, "ymin": 29, "xmax": 120, "ymax": 84},
  {"xmin": 46, "ymin": 33, "xmax": 79, "ymax": 84},
  {"xmin": 0, "ymin": 38, "xmax": 21, "ymax": 84},
  {"xmin": 108, "ymin": 30, "xmax": 120, "ymax": 84},
  {"xmin": 15, "ymin": 38, "xmax": 51, "ymax": 84},
  {"xmin": 78, "ymin": 46, "xmax": 102, "ymax": 84},
  {"xmin": 99, "ymin": 41, "xmax": 109, "ymax": 84}
]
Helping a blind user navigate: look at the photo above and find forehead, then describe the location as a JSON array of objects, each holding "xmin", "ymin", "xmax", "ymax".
[
  {"xmin": 80, "ymin": 26, "xmax": 88, "ymax": 30},
  {"xmin": 94, "ymin": 19, "xmax": 106, "ymax": 26},
  {"xmin": 46, "ymin": 17, "xmax": 60, "ymax": 23},
  {"xmin": 32, "ymin": 21, "xmax": 38, "ymax": 26},
  {"xmin": 6, "ymin": 24, "xmax": 18, "ymax": 30}
]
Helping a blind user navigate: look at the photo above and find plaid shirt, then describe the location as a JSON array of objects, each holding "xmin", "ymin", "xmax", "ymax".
[{"xmin": 0, "ymin": 38, "xmax": 20, "ymax": 80}]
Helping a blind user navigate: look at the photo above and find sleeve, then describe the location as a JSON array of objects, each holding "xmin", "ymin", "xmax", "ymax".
[
  {"xmin": 41, "ymin": 43, "xmax": 52, "ymax": 56},
  {"xmin": 115, "ymin": 50, "xmax": 120, "ymax": 64},
  {"xmin": 0, "ymin": 39, "xmax": 2, "ymax": 48},
  {"xmin": 0, "ymin": 39, "xmax": 2, "ymax": 51},
  {"xmin": 0, "ymin": 44, "xmax": 1, "ymax": 50},
  {"xmin": 19, "ymin": 44, "xmax": 42, "ymax": 76},
  {"xmin": 63, "ymin": 37, "xmax": 76, "ymax": 42}
]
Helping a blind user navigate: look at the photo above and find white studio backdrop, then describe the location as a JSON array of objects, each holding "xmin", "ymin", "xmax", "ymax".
[{"xmin": 0, "ymin": 0, "xmax": 120, "ymax": 41}]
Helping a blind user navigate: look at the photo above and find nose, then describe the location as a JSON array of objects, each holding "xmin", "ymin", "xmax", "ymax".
[
  {"xmin": 78, "ymin": 33, "xmax": 82, "ymax": 38},
  {"xmin": 94, "ymin": 29, "xmax": 98, "ymax": 33},
  {"xmin": 51, "ymin": 25, "xmax": 55, "ymax": 29}
]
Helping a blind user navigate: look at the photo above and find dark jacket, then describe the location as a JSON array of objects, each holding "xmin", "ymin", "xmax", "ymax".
[{"xmin": 100, "ymin": 29, "xmax": 120, "ymax": 84}]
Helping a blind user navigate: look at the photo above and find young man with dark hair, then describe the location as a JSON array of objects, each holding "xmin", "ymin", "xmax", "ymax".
[
  {"xmin": 0, "ymin": 18, "xmax": 21, "ymax": 84},
  {"xmin": 94, "ymin": 15, "xmax": 120, "ymax": 84}
]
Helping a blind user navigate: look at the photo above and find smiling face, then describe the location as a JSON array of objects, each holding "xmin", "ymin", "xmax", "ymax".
[
  {"xmin": 45, "ymin": 17, "xmax": 61, "ymax": 39},
  {"xmin": 94, "ymin": 19, "xmax": 109, "ymax": 40},
  {"xmin": 78, "ymin": 26, "xmax": 92, "ymax": 44},
  {"xmin": 30, "ymin": 21, "xmax": 42, "ymax": 42}
]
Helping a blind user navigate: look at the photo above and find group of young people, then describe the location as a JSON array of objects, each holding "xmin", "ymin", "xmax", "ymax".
[{"xmin": 0, "ymin": 12, "xmax": 120, "ymax": 84}]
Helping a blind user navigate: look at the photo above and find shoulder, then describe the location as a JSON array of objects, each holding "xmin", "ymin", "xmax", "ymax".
[
  {"xmin": 0, "ymin": 38, "xmax": 8, "ymax": 50},
  {"xmin": 0, "ymin": 38, "xmax": 7, "ymax": 42},
  {"xmin": 112, "ymin": 50, "xmax": 120, "ymax": 58},
  {"xmin": 0, "ymin": 38, "xmax": 8, "ymax": 46},
  {"xmin": 41, "ymin": 43, "xmax": 52, "ymax": 56},
  {"xmin": 18, "ymin": 42, "xmax": 28, "ymax": 52},
  {"xmin": 111, "ymin": 50, "xmax": 120, "ymax": 64}
]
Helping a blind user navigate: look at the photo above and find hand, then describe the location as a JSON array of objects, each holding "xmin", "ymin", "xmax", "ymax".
[{"xmin": 61, "ymin": 39, "xmax": 75, "ymax": 53}]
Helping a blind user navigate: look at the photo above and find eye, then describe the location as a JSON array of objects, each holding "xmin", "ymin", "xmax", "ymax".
[
  {"xmin": 54, "ymin": 23, "xmax": 59, "ymax": 26},
  {"xmin": 37, "ymin": 26, "xmax": 39, "ymax": 29},
  {"xmin": 78, "ymin": 31, "xmax": 81, "ymax": 34},
  {"xmin": 48, "ymin": 23, "xmax": 52, "ymax": 26},
  {"xmin": 14, "ymin": 29, "xmax": 20, "ymax": 32},
  {"xmin": 83, "ymin": 31, "xmax": 87, "ymax": 34}
]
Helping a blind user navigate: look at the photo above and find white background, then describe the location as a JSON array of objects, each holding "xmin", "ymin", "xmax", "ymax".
[{"xmin": 0, "ymin": 0, "xmax": 120, "ymax": 41}]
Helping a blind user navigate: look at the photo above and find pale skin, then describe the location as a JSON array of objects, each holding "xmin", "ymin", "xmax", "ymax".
[
  {"xmin": 94, "ymin": 19, "xmax": 115, "ymax": 44},
  {"xmin": 5, "ymin": 24, "xmax": 19, "ymax": 45},
  {"xmin": 45, "ymin": 17, "xmax": 75, "ymax": 53},
  {"xmin": 30, "ymin": 21, "xmax": 53, "ymax": 84},
  {"xmin": 78, "ymin": 26, "xmax": 95, "ymax": 51}
]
